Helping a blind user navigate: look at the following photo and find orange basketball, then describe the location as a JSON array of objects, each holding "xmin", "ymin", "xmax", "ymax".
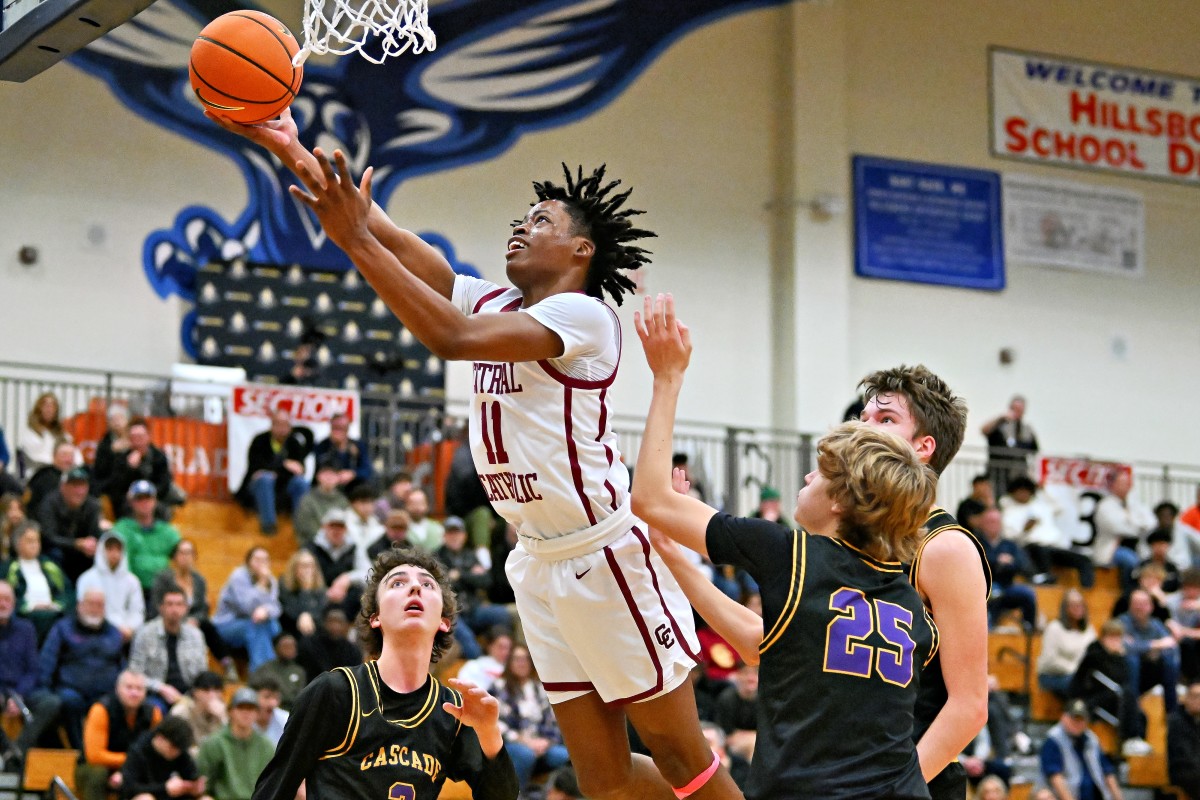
[{"xmin": 189, "ymin": 10, "xmax": 303, "ymax": 124}]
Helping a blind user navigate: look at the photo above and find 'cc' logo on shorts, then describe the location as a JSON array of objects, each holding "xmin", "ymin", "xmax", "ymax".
[{"xmin": 654, "ymin": 624, "xmax": 675, "ymax": 649}]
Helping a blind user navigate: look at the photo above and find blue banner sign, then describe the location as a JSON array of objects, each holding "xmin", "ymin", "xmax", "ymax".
[{"xmin": 853, "ymin": 155, "xmax": 1005, "ymax": 290}]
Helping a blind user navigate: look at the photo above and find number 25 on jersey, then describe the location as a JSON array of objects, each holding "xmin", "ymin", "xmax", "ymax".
[{"xmin": 823, "ymin": 587, "xmax": 916, "ymax": 687}]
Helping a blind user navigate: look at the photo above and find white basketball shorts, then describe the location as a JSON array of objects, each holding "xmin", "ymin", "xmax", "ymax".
[{"xmin": 506, "ymin": 522, "xmax": 700, "ymax": 705}]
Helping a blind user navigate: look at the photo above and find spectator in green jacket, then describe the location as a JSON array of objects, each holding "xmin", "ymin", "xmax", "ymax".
[
  {"xmin": 196, "ymin": 688, "xmax": 274, "ymax": 800},
  {"xmin": 113, "ymin": 482, "xmax": 181, "ymax": 590},
  {"xmin": 292, "ymin": 460, "xmax": 349, "ymax": 547}
]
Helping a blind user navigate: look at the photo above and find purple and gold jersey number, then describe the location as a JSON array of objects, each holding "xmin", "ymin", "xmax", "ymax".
[
  {"xmin": 388, "ymin": 783, "xmax": 416, "ymax": 800},
  {"xmin": 823, "ymin": 587, "xmax": 916, "ymax": 687}
]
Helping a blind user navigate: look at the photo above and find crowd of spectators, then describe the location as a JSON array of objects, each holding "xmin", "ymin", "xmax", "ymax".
[{"xmin": 4, "ymin": 390, "xmax": 1200, "ymax": 800}]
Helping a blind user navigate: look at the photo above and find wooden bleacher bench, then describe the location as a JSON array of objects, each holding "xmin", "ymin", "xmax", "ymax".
[
  {"xmin": 172, "ymin": 499, "xmax": 300, "ymax": 612},
  {"xmin": 1, "ymin": 715, "xmax": 21, "ymax": 749},
  {"xmin": 1033, "ymin": 581, "xmax": 1120, "ymax": 629},
  {"xmin": 1050, "ymin": 565, "xmax": 1120, "ymax": 592},
  {"xmin": 1030, "ymin": 681, "xmax": 1063, "ymax": 723},
  {"xmin": 988, "ymin": 629, "xmax": 1033, "ymax": 694},
  {"xmin": 22, "ymin": 748, "xmax": 78, "ymax": 794},
  {"xmin": 1008, "ymin": 781, "xmax": 1033, "ymax": 800},
  {"xmin": 1127, "ymin": 692, "xmax": 1168, "ymax": 787}
]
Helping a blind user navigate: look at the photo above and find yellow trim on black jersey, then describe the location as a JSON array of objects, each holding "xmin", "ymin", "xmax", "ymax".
[
  {"xmin": 831, "ymin": 538, "xmax": 906, "ymax": 573},
  {"xmin": 320, "ymin": 666, "xmax": 362, "ymax": 759},
  {"xmin": 760, "ymin": 531, "xmax": 806, "ymax": 654},
  {"xmin": 365, "ymin": 662, "xmax": 442, "ymax": 729},
  {"xmin": 922, "ymin": 605, "xmax": 940, "ymax": 668},
  {"xmin": 910, "ymin": 508, "xmax": 994, "ymax": 604},
  {"xmin": 448, "ymin": 687, "xmax": 463, "ymax": 736}
]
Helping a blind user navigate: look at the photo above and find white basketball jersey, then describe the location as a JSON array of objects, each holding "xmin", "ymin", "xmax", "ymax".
[{"xmin": 453, "ymin": 274, "xmax": 630, "ymax": 542}]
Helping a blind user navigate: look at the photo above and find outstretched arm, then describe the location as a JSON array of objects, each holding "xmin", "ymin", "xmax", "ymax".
[
  {"xmin": 651, "ymin": 523, "xmax": 763, "ymax": 665},
  {"xmin": 914, "ymin": 532, "xmax": 990, "ymax": 781},
  {"xmin": 630, "ymin": 294, "xmax": 722, "ymax": 556},
  {"xmin": 206, "ymin": 110, "xmax": 456, "ymax": 299},
  {"xmin": 289, "ymin": 149, "xmax": 563, "ymax": 363}
]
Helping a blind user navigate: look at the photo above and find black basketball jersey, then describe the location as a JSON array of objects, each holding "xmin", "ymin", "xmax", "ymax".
[
  {"xmin": 905, "ymin": 507, "xmax": 993, "ymax": 744},
  {"xmin": 706, "ymin": 512, "xmax": 936, "ymax": 800},
  {"xmin": 252, "ymin": 662, "xmax": 517, "ymax": 800}
]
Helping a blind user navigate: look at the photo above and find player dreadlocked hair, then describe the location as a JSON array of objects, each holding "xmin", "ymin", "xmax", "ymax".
[{"xmin": 529, "ymin": 163, "xmax": 656, "ymax": 305}]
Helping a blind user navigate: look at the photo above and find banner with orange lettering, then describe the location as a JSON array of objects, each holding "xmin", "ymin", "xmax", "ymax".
[
  {"xmin": 226, "ymin": 384, "xmax": 361, "ymax": 494},
  {"xmin": 991, "ymin": 47, "xmax": 1200, "ymax": 185}
]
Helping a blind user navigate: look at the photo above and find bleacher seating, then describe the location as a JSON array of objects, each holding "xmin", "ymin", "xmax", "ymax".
[
  {"xmin": 987, "ymin": 559, "xmax": 1189, "ymax": 794},
  {"xmin": 20, "ymin": 749, "xmax": 77, "ymax": 794},
  {"xmin": 172, "ymin": 499, "xmax": 299, "ymax": 612},
  {"xmin": 1127, "ymin": 693, "xmax": 1168, "ymax": 788}
]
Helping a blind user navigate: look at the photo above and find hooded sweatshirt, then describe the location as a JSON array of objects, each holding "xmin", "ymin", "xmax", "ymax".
[{"xmin": 77, "ymin": 531, "xmax": 146, "ymax": 634}]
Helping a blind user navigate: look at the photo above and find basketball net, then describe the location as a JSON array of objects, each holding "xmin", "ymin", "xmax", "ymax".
[{"xmin": 294, "ymin": 0, "xmax": 435, "ymax": 66}]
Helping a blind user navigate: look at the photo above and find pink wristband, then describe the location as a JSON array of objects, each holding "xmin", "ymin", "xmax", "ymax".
[{"xmin": 673, "ymin": 751, "xmax": 721, "ymax": 799}]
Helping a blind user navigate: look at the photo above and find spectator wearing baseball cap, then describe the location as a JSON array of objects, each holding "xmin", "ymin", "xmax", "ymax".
[
  {"xmin": 304, "ymin": 507, "xmax": 369, "ymax": 619},
  {"xmin": 37, "ymin": 465, "xmax": 108, "ymax": 582},
  {"xmin": 196, "ymin": 687, "xmax": 275, "ymax": 800},
  {"xmin": 24, "ymin": 441, "xmax": 82, "ymax": 521},
  {"xmin": 1039, "ymin": 698, "xmax": 1122, "ymax": 800},
  {"xmin": 113, "ymin": 482, "xmax": 181, "ymax": 591},
  {"xmin": 292, "ymin": 459, "xmax": 349, "ymax": 547},
  {"xmin": 435, "ymin": 516, "xmax": 510, "ymax": 660}
]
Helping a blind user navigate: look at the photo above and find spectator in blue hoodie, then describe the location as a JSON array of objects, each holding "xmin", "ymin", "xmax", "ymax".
[{"xmin": 38, "ymin": 586, "xmax": 125, "ymax": 748}]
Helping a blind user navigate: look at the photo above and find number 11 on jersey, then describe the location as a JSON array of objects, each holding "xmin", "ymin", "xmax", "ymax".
[{"xmin": 480, "ymin": 401, "xmax": 509, "ymax": 465}]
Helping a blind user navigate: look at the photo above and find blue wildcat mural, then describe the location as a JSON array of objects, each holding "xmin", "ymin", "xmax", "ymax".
[{"xmin": 69, "ymin": 0, "xmax": 794, "ymax": 355}]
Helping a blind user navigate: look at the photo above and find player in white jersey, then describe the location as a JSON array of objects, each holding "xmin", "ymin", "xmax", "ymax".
[{"xmin": 212, "ymin": 107, "xmax": 744, "ymax": 800}]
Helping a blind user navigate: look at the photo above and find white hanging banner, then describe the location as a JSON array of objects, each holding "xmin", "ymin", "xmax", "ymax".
[
  {"xmin": 226, "ymin": 383, "xmax": 361, "ymax": 493},
  {"xmin": 1037, "ymin": 456, "xmax": 1132, "ymax": 550},
  {"xmin": 991, "ymin": 47, "xmax": 1200, "ymax": 185},
  {"xmin": 1003, "ymin": 173, "xmax": 1144, "ymax": 277}
]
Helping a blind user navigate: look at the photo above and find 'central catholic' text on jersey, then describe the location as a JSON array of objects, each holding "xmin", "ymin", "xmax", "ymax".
[
  {"xmin": 454, "ymin": 274, "xmax": 630, "ymax": 542},
  {"xmin": 706, "ymin": 512, "xmax": 936, "ymax": 800}
]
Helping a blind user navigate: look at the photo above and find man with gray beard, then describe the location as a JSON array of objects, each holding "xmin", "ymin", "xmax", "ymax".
[{"xmin": 38, "ymin": 588, "xmax": 125, "ymax": 748}]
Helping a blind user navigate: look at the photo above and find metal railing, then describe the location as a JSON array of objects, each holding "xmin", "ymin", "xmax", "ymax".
[
  {"xmin": 0, "ymin": 361, "xmax": 448, "ymax": 501},
  {"xmin": 2, "ymin": 361, "xmax": 1198, "ymax": 516}
]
